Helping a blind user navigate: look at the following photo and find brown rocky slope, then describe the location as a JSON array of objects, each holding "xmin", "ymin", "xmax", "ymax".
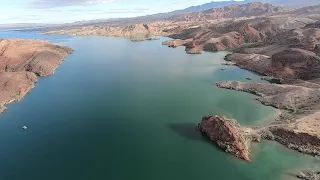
[
  {"xmin": 225, "ymin": 27, "xmax": 320, "ymax": 80},
  {"xmin": 0, "ymin": 39, "xmax": 73, "ymax": 114}
]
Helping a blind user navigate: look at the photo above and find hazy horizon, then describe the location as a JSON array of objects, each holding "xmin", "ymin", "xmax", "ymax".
[{"xmin": 0, "ymin": 0, "xmax": 246, "ymax": 24}]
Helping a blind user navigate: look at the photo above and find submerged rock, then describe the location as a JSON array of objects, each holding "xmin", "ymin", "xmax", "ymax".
[
  {"xmin": 222, "ymin": 62, "xmax": 236, "ymax": 66},
  {"xmin": 297, "ymin": 170, "xmax": 320, "ymax": 180},
  {"xmin": 131, "ymin": 37, "xmax": 159, "ymax": 42}
]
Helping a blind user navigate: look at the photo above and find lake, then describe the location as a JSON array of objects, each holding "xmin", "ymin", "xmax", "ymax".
[{"xmin": 0, "ymin": 31, "xmax": 317, "ymax": 180}]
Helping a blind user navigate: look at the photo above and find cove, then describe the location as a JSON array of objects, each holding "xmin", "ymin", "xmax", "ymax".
[{"xmin": 0, "ymin": 31, "xmax": 317, "ymax": 180}]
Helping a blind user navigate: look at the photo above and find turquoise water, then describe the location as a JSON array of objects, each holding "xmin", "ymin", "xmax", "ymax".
[{"xmin": 0, "ymin": 31, "xmax": 317, "ymax": 180}]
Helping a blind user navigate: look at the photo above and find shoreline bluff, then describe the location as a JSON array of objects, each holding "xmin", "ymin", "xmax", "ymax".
[{"xmin": 0, "ymin": 39, "xmax": 73, "ymax": 114}]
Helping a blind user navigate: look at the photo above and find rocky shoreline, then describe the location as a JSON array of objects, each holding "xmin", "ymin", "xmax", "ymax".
[
  {"xmin": 197, "ymin": 57, "xmax": 320, "ymax": 178},
  {"xmin": 0, "ymin": 39, "xmax": 73, "ymax": 114},
  {"xmin": 214, "ymin": 80, "xmax": 320, "ymax": 155}
]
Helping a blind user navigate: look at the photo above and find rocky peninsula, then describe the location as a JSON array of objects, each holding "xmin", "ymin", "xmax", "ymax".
[
  {"xmin": 0, "ymin": 39, "xmax": 73, "ymax": 114},
  {"xmin": 215, "ymin": 81, "xmax": 320, "ymax": 155}
]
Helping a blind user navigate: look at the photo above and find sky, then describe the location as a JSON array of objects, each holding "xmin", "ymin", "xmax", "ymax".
[{"xmin": 0, "ymin": 0, "xmax": 240, "ymax": 24}]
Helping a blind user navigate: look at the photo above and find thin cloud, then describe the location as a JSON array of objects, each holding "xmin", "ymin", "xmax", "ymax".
[
  {"xmin": 30, "ymin": 0, "xmax": 119, "ymax": 8},
  {"xmin": 66, "ymin": 8, "xmax": 149, "ymax": 14},
  {"xmin": 85, "ymin": 9, "xmax": 148, "ymax": 14}
]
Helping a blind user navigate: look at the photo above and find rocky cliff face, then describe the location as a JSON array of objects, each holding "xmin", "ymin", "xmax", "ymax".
[
  {"xmin": 197, "ymin": 115, "xmax": 252, "ymax": 161},
  {"xmin": 0, "ymin": 39, "xmax": 73, "ymax": 114}
]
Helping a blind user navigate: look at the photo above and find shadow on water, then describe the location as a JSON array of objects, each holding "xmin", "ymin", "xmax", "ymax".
[
  {"xmin": 168, "ymin": 123, "xmax": 211, "ymax": 143},
  {"xmin": 284, "ymin": 172, "xmax": 298, "ymax": 179},
  {"xmin": 168, "ymin": 123, "xmax": 232, "ymax": 157}
]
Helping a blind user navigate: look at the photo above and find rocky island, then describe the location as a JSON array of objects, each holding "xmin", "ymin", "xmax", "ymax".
[
  {"xmin": 197, "ymin": 115, "xmax": 256, "ymax": 161},
  {"xmin": 0, "ymin": 39, "xmax": 73, "ymax": 114}
]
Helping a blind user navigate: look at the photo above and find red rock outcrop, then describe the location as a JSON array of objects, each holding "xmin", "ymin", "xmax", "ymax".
[{"xmin": 197, "ymin": 115, "xmax": 251, "ymax": 161}]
